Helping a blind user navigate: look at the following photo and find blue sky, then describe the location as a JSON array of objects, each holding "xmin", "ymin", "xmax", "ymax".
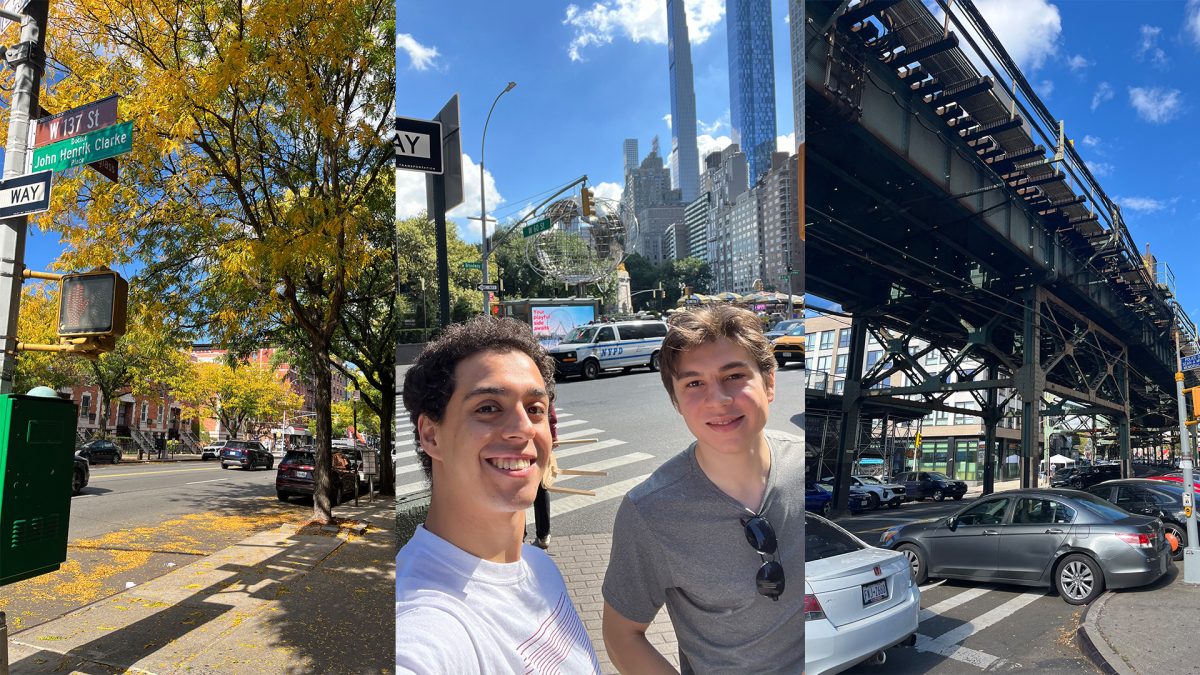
[{"xmin": 395, "ymin": 0, "xmax": 798, "ymax": 245}]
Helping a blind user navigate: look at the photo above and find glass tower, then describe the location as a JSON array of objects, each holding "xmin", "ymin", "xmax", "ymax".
[
  {"xmin": 667, "ymin": 0, "xmax": 700, "ymax": 203},
  {"xmin": 727, "ymin": 0, "xmax": 777, "ymax": 185}
]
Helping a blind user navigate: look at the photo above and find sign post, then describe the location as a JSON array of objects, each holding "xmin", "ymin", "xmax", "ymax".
[{"xmin": 1174, "ymin": 327, "xmax": 1200, "ymax": 585}]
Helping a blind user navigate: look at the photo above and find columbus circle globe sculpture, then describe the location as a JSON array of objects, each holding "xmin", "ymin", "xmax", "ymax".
[{"xmin": 525, "ymin": 194, "xmax": 638, "ymax": 285}]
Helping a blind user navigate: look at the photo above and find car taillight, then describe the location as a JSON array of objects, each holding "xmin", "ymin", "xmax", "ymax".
[
  {"xmin": 1116, "ymin": 533, "xmax": 1153, "ymax": 549},
  {"xmin": 804, "ymin": 594, "xmax": 826, "ymax": 621}
]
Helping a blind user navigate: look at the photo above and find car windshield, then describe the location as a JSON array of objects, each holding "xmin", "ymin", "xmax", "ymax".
[
  {"xmin": 786, "ymin": 325, "xmax": 803, "ymax": 336},
  {"xmin": 928, "ymin": 473, "xmax": 951, "ymax": 481},
  {"xmin": 283, "ymin": 451, "xmax": 315, "ymax": 464},
  {"xmin": 805, "ymin": 515, "xmax": 865, "ymax": 562},
  {"xmin": 857, "ymin": 476, "xmax": 883, "ymax": 485},
  {"xmin": 1073, "ymin": 494, "xmax": 1134, "ymax": 521},
  {"xmin": 772, "ymin": 320, "xmax": 798, "ymax": 332},
  {"xmin": 564, "ymin": 326, "xmax": 598, "ymax": 343}
]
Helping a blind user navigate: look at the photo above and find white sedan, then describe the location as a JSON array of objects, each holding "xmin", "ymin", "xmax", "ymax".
[{"xmin": 805, "ymin": 513, "xmax": 919, "ymax": 675}]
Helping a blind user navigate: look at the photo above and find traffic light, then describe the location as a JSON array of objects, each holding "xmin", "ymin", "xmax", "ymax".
[
  {"xmin": 1187, "ymin": 386, "xmax": 1200, "ymax": 420},
  {"xmin": 58, "ymin": 269, "xmax": 128, "ymax": 340},
  {"xmin": 581, "ymin": 187, "xmax": 593, "ymax": 218}
]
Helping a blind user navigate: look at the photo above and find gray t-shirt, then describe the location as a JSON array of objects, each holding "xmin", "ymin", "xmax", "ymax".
[{"xmin": 602, "ymin": 430, "xmax": 804, "ymax": 674}]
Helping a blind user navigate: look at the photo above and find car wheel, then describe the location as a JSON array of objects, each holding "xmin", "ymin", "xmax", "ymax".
[
  {"xmin": 776, "ymin": 357, "xmax": 787, "ymax": 368},
  {"xmin": 1056, "ymin": 553, "xmax": 1105, "ymax": 605},
  {"xmin": 820, "ymin": 501, "xmax": 831, "ymax": 517},
  {"xmin": 897, "ymin": 544, "xmax": 928, "ymax": 585},
  {"xmin": 1164, "ymin": 523, "xmax": 1187, "ymax": 561},
  {"xmin": 267, "ymin": 458, "xmax": 274, "ymax": 470},
  {"xmin": 649, "ymin": 351, "xmax": 661, "ymax": 372},
  {"xmin": 277, "ymin": 491, "xmax": 289, "ymax": 502},
  {"xmin": 933, "ymin": 489, "xmax": 945, "ymax": 502},
  {"xmin": 915, "ymin": 496, "xmax": 925, "ymax": 502},
  {"xmin": 953, "ymin": 494, "xmax": 964, "ymax": 500},
  {"xmin": 622, "ymin": 367, "xmax": 633, "ymax": 373},
  {"xmin": 222, "ymin": 464, "xmax": 230, "ymax": 470},
  {"xmin": 112, "ymin": 454, "xmax": 120, "ymax": 464},
  {"xmin": 582, "ymin": 359, "xmax": 600, "ymax": 380},
  {"xmin": 72, "ymin": 468, "xmax": 85, "ymax": 495},
  {"xmin": 888, "ymin": 499, "xmax": 901, "ymax": 509},
  {"xmin": 867, "ymin": 493, "xmax": 880, "ymax": 510}
]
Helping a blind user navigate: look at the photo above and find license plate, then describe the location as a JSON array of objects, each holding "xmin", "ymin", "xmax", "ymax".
[
  {"xmin": 780, "ymin": 352, "xmax": 793, "ymax": 357},
  {"xmin": 862, "ymin": 579, "xmax": 888, "ymax": 606},
  {"xmin": 295, "ymin": 471, "xmax": 311, "ymax": 478}
]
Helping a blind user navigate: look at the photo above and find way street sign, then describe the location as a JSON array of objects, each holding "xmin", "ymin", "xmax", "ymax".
[
  {"xmin": 522, "ymin": 217, "xmax": 552, "ymax": 238},
  {"xmin": 0, "ymin": 170, "xmax": 51, "ymax": 218},
  {"xmin": 395, "ymin": 116, "xmax": 443, "ymax": 174},
  {"xmin": 1183, "ymin": 354, "xmax": 1200, "ymax": 372},
  {"xmin": 462, "ymin": 261, "xmax": 482, "ymax": 270},
  {"xmin": 477, "ymin": 283, "xmax": 499, "ymax": 292},
  {"xmin": 32, "ymin": 121, "xmax": 133, "ymax": 174},
  {"xmin": 34, "ymin": 95, "xmax": 119, "ymax": 148}
]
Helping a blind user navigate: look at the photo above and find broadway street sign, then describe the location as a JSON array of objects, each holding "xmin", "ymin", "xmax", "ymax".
[
  {"xmin": 0, "ymin": 170, "xmax": 51, "ymax": 218},
  {"xmin": 32, "ymin": 121, "xmax": 133, "ymax": 174}
]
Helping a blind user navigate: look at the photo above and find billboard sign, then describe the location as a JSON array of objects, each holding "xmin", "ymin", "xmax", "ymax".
[{"xmin": 531, "ymin": 305, "xmax": 596, "ymax": 348}]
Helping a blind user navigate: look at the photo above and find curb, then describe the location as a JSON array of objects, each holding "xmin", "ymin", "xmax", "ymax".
[{"xmin": 1077, "ymin": 591, "xmax": 1133, "ymax": 675}]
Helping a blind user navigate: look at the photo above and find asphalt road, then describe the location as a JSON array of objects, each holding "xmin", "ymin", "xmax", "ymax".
[
  {"xmin": 72, "ymin": 459, "xmax": 290, "ymax": 539},
  {"xmin": 830, "ymin": 499, "xmax": 1099, "ymax": 674}
]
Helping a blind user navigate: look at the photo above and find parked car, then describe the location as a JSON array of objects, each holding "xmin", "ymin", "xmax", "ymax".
[
  {"xmin": 219, "ymin": 440, "xmax": 274, "ymax": 470},
  {"xmin": 806, "ymin": 482, "xmax": 832, "ymax": 516},
  {"xmin": 899, "ymin": 471, "xmax": 966, "ymax": 502},
  {"xmin": 1067, "ymin": 464, "xmax": 1121, "ymax": 489},
  {"xmin": 1087, "ymin": 479, "xmax": 1191, "ymax": 561},
  {"xmin": 853, "ymin": 474, "xmax": 906, "ymax": 509},
  {"xmin": 73, "ymin": 453, "xmax": 90, "ymax": 495},
  {"xmin": 546, "ymin": 319, "xmax": 668, "ymax": 380},
  {"xmin": 806, "ymin": 512, "xmax": 919, "ymax": 674},
  {"xmin": 332, "ymin": 439, "xmax": 378, "ymax": 492},
  {"xmin": 77, "ymin": 439, "xmax": 121, "ymax": 464},
  {"xmin": 772, "ymin": 325, "xmax": 805, "ymax": 369},
  {"xmin": 764, "ymin": 319, "xmax": 803, "ymax": 342},
  {"xmin": 1146, "ymin": 473, "xmax": 1200, "ymax": 491},
  {"xmin": 879, "ymin": 488, "xmax": 1171, "ymax": 605},
  {"xmin": 814, "ymin": 481, "xmax": 873, "ymax": 513},
  {"xmin": 275, "ymin": 448, "xmax": 357, "ymax": 504},
  {"xmin": 1050, "ymin": 467, "xmax": 1078, "ymax": 487},
  {"xmin": 200, "ymin": 443, "xmax": 222, "ymax": 460}
]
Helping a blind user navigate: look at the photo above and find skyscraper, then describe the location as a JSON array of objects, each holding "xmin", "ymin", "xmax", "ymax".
[
  {"xmin": 666, "ymin": 0, "xmax": 700, "ymax": 203},
  {"xmin": 623, "ymin": 138, "xmax": 639, "ymax": 173},
  {"xmin": 727, "ymin": 0, "xmax": 777, "ymax": 185}
]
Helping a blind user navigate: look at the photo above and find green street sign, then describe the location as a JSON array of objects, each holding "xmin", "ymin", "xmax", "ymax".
[
  {"xmin": 462, "ymin": 261, "xmax": 482, "ymax": 270},
  {"xmin": 522, "ymin": 217, "xmax": 552, "ymax": 238},
  {"xmin": 32, "ymin": 121, "xmax": 133, "ymax": 173}
]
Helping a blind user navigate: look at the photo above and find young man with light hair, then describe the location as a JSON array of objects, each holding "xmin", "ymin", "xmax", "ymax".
[
  {"xmin": 602, "ymin": 305, "xmax": 804, "ymax": 674},
  {"xmin": 395, "ymin": 316, "xmax": 599, "ymax": 674}
]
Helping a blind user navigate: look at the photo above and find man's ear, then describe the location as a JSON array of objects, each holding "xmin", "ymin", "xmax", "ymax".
[
  {"xmin": 764, "ymin": 369, "xmax": 776, "ymax": 404},
  {"xmin": 418, "ymin": 414, "xmax": 442, "ymax": 462}
]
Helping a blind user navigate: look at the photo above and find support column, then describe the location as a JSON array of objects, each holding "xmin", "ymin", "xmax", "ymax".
[
  {"xmin": 983, "ymin": 364, "xmax": 999, "ymax": 495},
  {"xmin": 1119, "ymin": 415, "xmax": 1131, "ymax": 479},
  {"xmin": 1019, "ymin": 292, "xmax": 1042, "ymax": 489},
  {"xmin": 832, "ymin": 317, "xmax": 868, "ymax": 516}
]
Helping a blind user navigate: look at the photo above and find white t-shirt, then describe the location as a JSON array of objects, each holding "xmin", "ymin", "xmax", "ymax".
[{"xmin": 396, "ymin": 525, "xmax": 600, "ymax": 674}]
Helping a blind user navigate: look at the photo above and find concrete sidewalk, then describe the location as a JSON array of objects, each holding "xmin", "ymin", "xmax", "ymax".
[
  {"xmin": 1079, "ymin": 564, "xmax": 1199, "ymax": 674},
  {"xmin": 6, "ymin": 498, "xmax": 396, "ymax": 675}
]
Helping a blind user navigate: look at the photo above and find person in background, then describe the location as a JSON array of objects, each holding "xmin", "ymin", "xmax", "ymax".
[{"xmin": 530, "ymin": 406, "xmax": 557, "ymax": 549}]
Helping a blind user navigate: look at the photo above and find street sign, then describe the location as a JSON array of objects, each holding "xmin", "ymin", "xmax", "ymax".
[
  {"xmin": 36, "ymin": 105, "xmax": 119, "ymax": 183},
  {"xmin": 1183, "ymin": 354, "xmax": 1200, "ymax": 371},
  {"xmin": 394, "ymin": 116, "xmax": 443, "ymax": 174},
  {"xmin": 0, "ymin": 170, "xmax": 50, "ymax": 218},
  {"xmin": 0, "ymin": 0, "xmax": 29, "ymax": 37},
  {"xmin": 34, "ymin": 95, "xmax": 119, "ymax": 148},
  {"xmin": 462, "ymin": 261, "xmax": 482, "ymax": 270},
  {"xmin": 31, "ymin": 121, "xmax": 133, "ymax": 174},
  {"xmin": 477, "ymin": 283, "xmax": 499, "ymax": 292},
  {"xmin": 522, "ymin": 217, "xmax": 552, "ymax": 238}
]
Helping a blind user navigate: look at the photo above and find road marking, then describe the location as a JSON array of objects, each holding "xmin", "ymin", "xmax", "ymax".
[
  {"xmin": 184, "ymin": 478, "xmax": 227, "ymax": 485},
  {"xmin": 919, "ymin": 586, "xmax": 991, "ymax": 622},
  {"xmin": 554, "ymin": 439, "xmax": 627, "ymax": 461},
  {"xmin": 556, "ymin": 428, "xmax": 604, "ymax": 440},
  {"xmin": 926, "ymin": 591, "xmax": 1043, "ymax": 646},
  {"xmin": 912, "ymin": 588, "xmax": 1043, "ymax": 670},
  {"xmin": 555, "ymin": 453, "xmax": 652, "ymax": 481},
  {"xmin": 543, "ymin": 474, "xmax": 653, "ymax": 517},
  {"xmin": 556, "ymin": 412, "xmax": 574, "ymax": 418},
  {"xmin": 554, "ymin": 419, "xmax": 588, "ymax": 429},
  {"xmin": 91, "ymin": 467, "xmax": 222, "ymax": 480},
  {"xmin": 913, "ymin": 636, "xmax": 1010, "ymax": 670}
]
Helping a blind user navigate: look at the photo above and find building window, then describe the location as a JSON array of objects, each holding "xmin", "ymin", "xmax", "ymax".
[
  {"xmin": 141, "ymin": 402, "xmax": 148, "ymax": 422},
  {"xmin": 925, "ymin": 351, "xmax": 940, "ymax": 366},
  {"xmin": 819, "ymin": 331, "xmax": 834, "ymax": 350},
  {"xmin": 834, "ymin": 380, "xmax": 845, "ymax": 395},
  {"xmin": 838, "ymin": 328, "xmax": 850, "ymax": 348},
  {"xmin": 835, "ymin": 354, "xmax": 847, "ymax": 375},
  {"xmin": 816, "ymin": 355, "xmax": 831, "ymax": 373},
  {"xmin": 866, "ymin": 350, "xmax": 883, "ymax": 367},
  {"xmin": 81, "ymin": 394, "xmax": 90, "ymax": 416},
  {"xmin": 805, "ymin": 358, "xmax": 813, "ymax": 371},
  {"xmin": 935, "ymin": 410, "xmax": 949, "ymax": 425},
  {"xmin": 805, "ymin": 334, "xmax": 816, "ymax": 351}
]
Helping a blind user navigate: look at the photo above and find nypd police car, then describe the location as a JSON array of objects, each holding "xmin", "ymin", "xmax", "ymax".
[{"xmin": 548, "ymin": 320, "xmax": 668, "ymax": 380}]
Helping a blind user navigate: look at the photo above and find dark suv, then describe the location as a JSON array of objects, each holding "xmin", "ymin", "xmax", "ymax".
[
  {"xmin": 901, "ymin": 471, "xmax": 967, "ymax": 501},
  {"xmin": 73, "ymin": 453, "xmax": 90, "ymax": 495},
  {"xmin": 1068, "ymin": 464, "xmax": 1121, "ymax": 490},
  {"xmin": 275, "ymin": 448, "xmax": 356, "ymax": 503},
  {"xmin": 78, "ymin": 439, "xmax": 121, "ymax": 464},
  {"xmin": 219, "ymin": 440, "xmax": 274, "ymax": 470}
]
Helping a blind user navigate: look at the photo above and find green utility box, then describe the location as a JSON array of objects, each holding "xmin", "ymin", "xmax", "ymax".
[{"xmin": 0, "ymin": 394, "xmax": 78, "ymax": 587}]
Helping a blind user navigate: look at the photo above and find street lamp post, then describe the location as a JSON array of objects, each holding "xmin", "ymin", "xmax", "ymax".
[{"xmin": 480, "ymin": 81, "xmax": 517, "ymax": 315}]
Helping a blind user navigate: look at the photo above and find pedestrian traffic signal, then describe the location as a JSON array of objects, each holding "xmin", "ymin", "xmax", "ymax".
[
  {"xmin": 581, "ymin": 188, "xmax": 593, "ymax": 218},
  {"xmin": 58, "ymin": 269, "xmax": 128, "ymax": 339}
]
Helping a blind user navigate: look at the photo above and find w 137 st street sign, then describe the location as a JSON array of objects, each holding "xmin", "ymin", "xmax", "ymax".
[{"xmin": 0, "ymin": 170, "xmax": 51, "ymax": 218}]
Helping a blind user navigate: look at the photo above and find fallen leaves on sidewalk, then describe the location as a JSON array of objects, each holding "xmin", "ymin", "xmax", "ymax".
[{"xmin": 293, "ymin": 517, "xmax": 371, "ymax": 538}]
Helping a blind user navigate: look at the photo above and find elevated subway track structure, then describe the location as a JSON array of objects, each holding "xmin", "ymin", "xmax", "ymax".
[{"xmin": 805, "ymin": 0, "xmax": 1199, "ymax": 511}]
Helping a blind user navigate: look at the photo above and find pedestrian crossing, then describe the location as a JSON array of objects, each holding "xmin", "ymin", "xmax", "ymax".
[{"xmin": 392, "ymin": 410, "xmax": 659, "ymax": 520}]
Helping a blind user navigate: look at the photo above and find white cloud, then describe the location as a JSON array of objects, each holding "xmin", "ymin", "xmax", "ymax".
[
  {"xmin": 1035, "ymin": 79, "xmax": 1054, "ymax": 98},
  {"xmin": 591, "ymin": 181, "xmax": 624, "ymax": 204},
  {"xmin": 563, "ymin": 0, "xmax": 725, "ymax": 61},
  {"xmin": 393, "ymin": 153, "xmax": 504, "ymax": 243},
  {"xmin": 1065, "ymin": 54, "xmax": 1090, "ymax": 71},
  {"xmin": 662, "ymin": 113, "xmax": 672, "ymax": 131},
  {"xmin": 972, "ymin": 0, "xmax": 1061, "ymax": 72},
  {"xmin": 1188, "ymin": 0, "xmax": 1200, "ymax": 47},
  {"xmin": 1129, "ymin": 86, "xmax": 1183, "ymax": 124},
  {"xmin": 698, "ymin": 112, "xmax": 728, "ymax": 135},
  {"xmin": 696, "ymin": 134, "xmax": 732, "ymax": 168},
  {"xmin": 397, "ymin": 33, "xmax": 440, "ymax": 71},
  {"xmin": 1138, "ymin": 25, "xmax": 1168, "ymax": 65},
  {"xmin": 1117, "ymin": 196, "xmax": 1169, "ymax": 213},
  {"xmin": 1081, "ymin": 134, "xmax": 1101, "ymax": 148},
  {"xmin": 1085, "ymin": 160, "xmax": 1113, "ymax": 177},
  {"xmin": 1091, "ymin": 82, "xmax": 1114, "ymax": 111},
  {"xmin": 776, "ymin": 133, "xmax": 796, "ymax": 153}
]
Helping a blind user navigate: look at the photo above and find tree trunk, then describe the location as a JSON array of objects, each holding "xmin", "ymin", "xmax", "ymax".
[
  {"xmin": 310, "ymin": 344, "xmax": 335, "ymax": 524},
  {"xmin": 377, "ymin": 368, "xmax": 395, "ymax": 495}
]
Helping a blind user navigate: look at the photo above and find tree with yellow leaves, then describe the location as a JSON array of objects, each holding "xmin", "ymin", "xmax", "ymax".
[
  {"xmin": 17, "ymin": 0, "xmax": 395, "ymax": 522},
  {"xmin": 13, "ymin": 282, "xmax": 86, "ymax": 394},
  {"xmin": 175, "ymin": 360, "xmax": 303, "ymax": 440}
]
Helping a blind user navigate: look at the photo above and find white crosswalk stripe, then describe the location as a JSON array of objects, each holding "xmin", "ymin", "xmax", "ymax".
[
  {"xmin": 538, "ymin": 475, "xmax": 653, "ymax": 518},
  {"xmin": 554, "ymin": 419, "xmax": 588, "ymax": 429},
  {"xmin": 911, "ymin": 586, "xmax": 1046, "ymax": 670}
]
